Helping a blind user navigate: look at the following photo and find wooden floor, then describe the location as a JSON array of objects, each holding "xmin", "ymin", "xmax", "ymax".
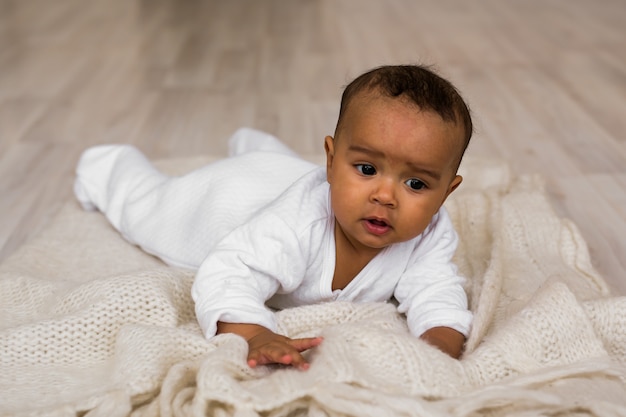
[{"xmin": 1, "ymin": 0, "xmax": 625, "ymax": 293}]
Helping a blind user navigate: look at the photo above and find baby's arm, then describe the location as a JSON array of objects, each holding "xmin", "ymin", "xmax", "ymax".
[
  {"xmin": 217, "ymin": 322, "xmax": 323, "ymax": 370},
  {"xmin": 395, "ymin": 209, "xmax": 473, "ymax": 359},
  {"xmin": 420, "ymin": 326, "xmax": 466, "ymax": 359},
  {"xmin": 192, "ymin": 206, "xmax": 326, "ymax": 369}
]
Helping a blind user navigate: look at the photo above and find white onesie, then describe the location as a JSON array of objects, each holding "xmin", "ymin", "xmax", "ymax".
[{"xmin": 74, "ymin": 128, "xmax": 472, "ymax": 340}]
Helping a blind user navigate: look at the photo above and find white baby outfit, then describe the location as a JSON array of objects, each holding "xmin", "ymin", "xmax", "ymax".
[{"xmin": 74, "ymin": 128, "xmax": 472, "ymax": 340}]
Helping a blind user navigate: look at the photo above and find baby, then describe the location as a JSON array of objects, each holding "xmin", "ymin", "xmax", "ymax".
[{"xmin": 73, "ymin": 65, "xmax": 474, "ymax": 370}]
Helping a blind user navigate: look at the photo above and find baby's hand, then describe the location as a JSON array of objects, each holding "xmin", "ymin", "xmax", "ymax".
[
  {"xmin": 217, "ymin": 322, "xmax": 323, "ymax": 370},
  {"xmin": 420, "ymin": 326, "xmax": 466, "ymax": 359},
  {"xmin": 247, "ymin": 329, "xmax": 323, "ymax": 370}
]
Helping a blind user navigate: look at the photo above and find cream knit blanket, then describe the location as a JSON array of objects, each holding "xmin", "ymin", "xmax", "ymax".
[{"xmin": 2, "ymin": 156, "xmax": 626, "ymax": 417}]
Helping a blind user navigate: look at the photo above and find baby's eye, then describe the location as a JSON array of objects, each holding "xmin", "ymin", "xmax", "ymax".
[
  {"xmin": 405, "ymin": 178, "xmax": 426, "ymax": 191},
  {"xmin": 355, "ymin": 164, "xmax": 376, "ymax": 176}
]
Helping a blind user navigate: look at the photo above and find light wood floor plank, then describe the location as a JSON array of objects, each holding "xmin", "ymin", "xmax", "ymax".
[{"xmin": 0, "ymin": 0, "xmax": 624, "ymax": 293}]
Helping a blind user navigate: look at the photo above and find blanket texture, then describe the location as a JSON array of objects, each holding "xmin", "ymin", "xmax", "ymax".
[{"xmin": 1, "ymin": 156, "xmax": 626, "ymax": 417}]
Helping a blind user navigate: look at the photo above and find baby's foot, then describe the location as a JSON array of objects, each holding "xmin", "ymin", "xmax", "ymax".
[
  {"xmin": 73, "ymin": 177, "xmax": 98, "ymax": 211},
  {"xmin": 73, "ymin": 145, "xmax": 135, "ymax": 212}
]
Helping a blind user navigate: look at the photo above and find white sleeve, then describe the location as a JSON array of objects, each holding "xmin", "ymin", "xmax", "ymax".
[
  {"xmin": 394, "ymin": 208, "xmax": 473, "ymax": 338},
  {"xmin": 191, "ymin": 212, "xmax": 307, "ymax": 339}
]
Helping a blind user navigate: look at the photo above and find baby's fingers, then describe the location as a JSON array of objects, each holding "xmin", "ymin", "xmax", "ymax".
[
  {"xmin": 246, "ymin": 332, "xmax": 323, "ymax": 370},
  {"xmin": 247, "ymin": 353, "xmax": 300, "ymax": 368},
  {"xmin": 280, "ymin": 337, "xmax": 324, "ymax": 370},
  {"xmin": 288, "ymin": 336, "xmax": 324, "ymax": 352},
  {"xmin": 248, "ymin": 345, "xmax": 309, "ymax": 370}
]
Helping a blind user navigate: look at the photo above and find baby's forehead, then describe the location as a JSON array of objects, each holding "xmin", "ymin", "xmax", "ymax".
[
  {"xmin": 340, "ymin": 95, "xmax": 466, "ymax": 170},
  {"xmin": 348, "ymin": 90, "xmax": 445, "ymax": 124},
  {"xmin": 349, "ymin": 93, "xmax": 465, "ymax": 143}
]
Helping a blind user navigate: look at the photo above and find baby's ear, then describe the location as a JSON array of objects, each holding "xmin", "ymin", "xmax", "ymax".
[
  {"xmin": 324, "ymin": 136, "xmax": 335, "ymax": 181},
  {"xmin": 445, "ymin": 175, "xmax": 463, "ymax": 199}
]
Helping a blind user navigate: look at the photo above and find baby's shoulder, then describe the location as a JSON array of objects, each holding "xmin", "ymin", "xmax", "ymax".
[{"xmin": 265, "ymin": 167, "xmax": 330, "ymax": 224}]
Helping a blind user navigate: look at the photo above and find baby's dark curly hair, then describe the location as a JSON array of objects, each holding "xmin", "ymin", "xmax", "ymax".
[{"xmin": 335, "ymin": 65, "xmax": 473, "ymax": 167}]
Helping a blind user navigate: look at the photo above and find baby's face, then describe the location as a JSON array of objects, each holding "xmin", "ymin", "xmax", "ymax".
[{"xmin": 325, "ymin": 93, "xmax": 463, "ymax": 252}]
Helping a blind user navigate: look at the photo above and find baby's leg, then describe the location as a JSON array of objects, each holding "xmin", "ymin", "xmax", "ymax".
[
  {"xmin": 74, "ymin": 145, "xmax": 165, "ymax": 213},
  {"xmin": 74, "ymin": 140, "xmax": 318, "ymax": 269},
  {"xmin": 74, "ymin": 145, "xmax": 192, "ymax": 265}
]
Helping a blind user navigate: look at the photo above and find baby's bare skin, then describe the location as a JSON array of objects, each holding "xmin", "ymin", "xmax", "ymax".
[
  {"xmin": 217, "ymin": 322, "xmax": 323, "ymax": 370},
  {"xmin": 218, "ymin": 321, "xmax": 464, "ymax": 370}
]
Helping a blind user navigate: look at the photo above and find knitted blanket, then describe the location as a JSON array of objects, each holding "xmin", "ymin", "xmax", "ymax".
[{"xmin": 2, "ymin": 156, "xmax": 626, "ymax": 417}]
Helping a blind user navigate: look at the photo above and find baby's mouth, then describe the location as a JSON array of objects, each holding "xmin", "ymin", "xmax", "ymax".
[
  {"xmin": 367, "ymin": 218, "xmax": 389, "ymax": 227},
  {"xmin": 364, "ymin": 218, "xmax": 392, "ymax": 235}
]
